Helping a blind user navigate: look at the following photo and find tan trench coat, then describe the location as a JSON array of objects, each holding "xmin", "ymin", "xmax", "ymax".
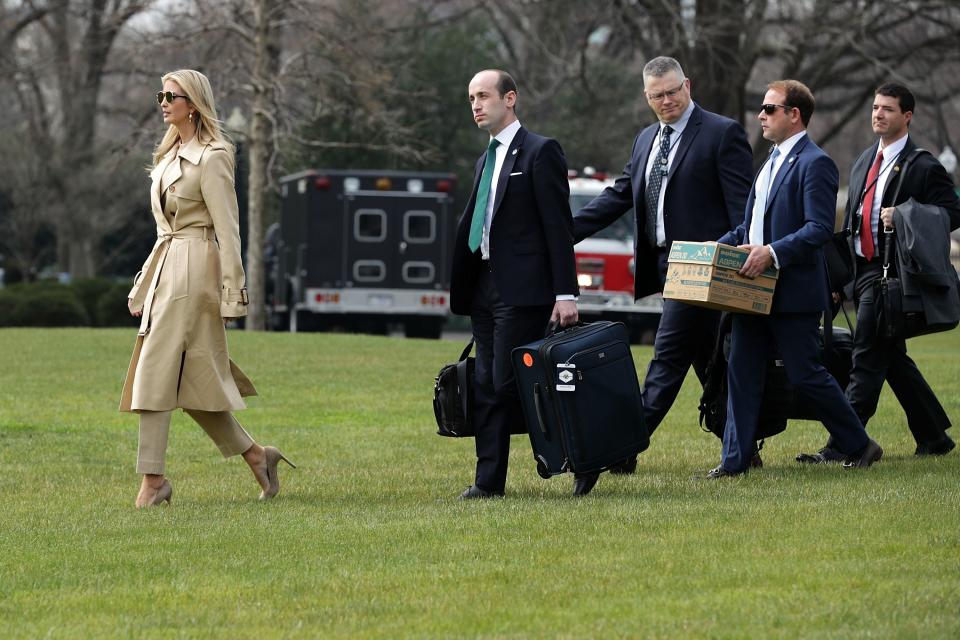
[{"xmin": 119, "ymin": 137, "xmax": 256, "ymax": 412}]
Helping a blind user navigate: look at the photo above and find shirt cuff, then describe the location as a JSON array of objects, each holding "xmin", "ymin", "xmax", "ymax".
[
  {"xmin": 555, "ymin": 294, "xmax": 577, "ymax": 302},
  {"xmin": 767, "ymin": 245, "xmax": 780, "ymax": 269}
]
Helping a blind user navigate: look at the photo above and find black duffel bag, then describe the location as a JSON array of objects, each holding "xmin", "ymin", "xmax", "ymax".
[
  {"xmin": 698, "ymin": 310, "xmax": 853, "ymax": 440},
  {"xmin": 433, "ymin": 339, "xmax": 475, "ymax": 437}
]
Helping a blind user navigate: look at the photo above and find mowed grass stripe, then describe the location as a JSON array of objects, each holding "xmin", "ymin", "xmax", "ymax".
[{"xmin": 0, "ymin": 328, "xmax": 958, "ymax": 638}]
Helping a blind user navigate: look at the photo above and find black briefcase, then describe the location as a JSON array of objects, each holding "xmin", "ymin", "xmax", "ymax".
[
  {"xmin": 698, "ymin": 312, "xmax": 853, "ymax": 440},
  {"xmin": 875, "ymin": 228, "xmax": 959, "ymax": 340},
  {"xmin": 511, "ymin": 321, "xmax": 649, "ymax": 478},
  {"xmin": 433, "ymin": 340, "xmax": 475, "ymax": 437}
]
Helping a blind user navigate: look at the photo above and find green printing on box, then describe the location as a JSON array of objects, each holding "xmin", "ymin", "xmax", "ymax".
[
  {"xmin": 664, "ymin": 242, "xmax": 778, "ymax": 315},
  {"xmin": 669, "ymin": 241, "xmax": 778, "ymax": 279}
]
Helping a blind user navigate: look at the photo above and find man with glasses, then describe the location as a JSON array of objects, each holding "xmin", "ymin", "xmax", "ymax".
[
  {"xmin": 709, "ymin": 80, "xmax": 882, "ymax": 477},
  {"xmin": 798, "ymin": 82, "xmax": 960, "ymax": 463},
  {"xmin": 573, "ymin": 56, "xmax": 753, "ymax": 473}
]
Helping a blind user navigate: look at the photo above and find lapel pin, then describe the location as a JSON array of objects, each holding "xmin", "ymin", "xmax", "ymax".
[
  {"xmin": 893, "ymin": 165, "xmax": 900, "ymax": 172},
  {"xmin": 512, "ymin": 148, "xmax": 518, "ymax": 155},
  {"xmin": 788, "ymin": 157, "xmax": 795, "ymax": 163}
]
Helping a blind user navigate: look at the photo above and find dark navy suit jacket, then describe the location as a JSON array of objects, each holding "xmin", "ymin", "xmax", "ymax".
[
  {"xmin": 573, "ymin": 104, "xmax": 753, "ymax": 298},
  {"xmin": 450, "ymin": 126, "xmax": 578, "ymax": 315},
  {"xmin": 719, "ymin": 134, "xmax": 838, "ymax": 314},
  {"xmin": 843, "ymin": 135, "xmax": 960, "ymax": 270}
]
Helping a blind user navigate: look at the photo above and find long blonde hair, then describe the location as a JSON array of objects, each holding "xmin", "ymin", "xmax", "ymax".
[{"xmin": 151, "ymin": 69, "xmax": 233, "ymax": 167}]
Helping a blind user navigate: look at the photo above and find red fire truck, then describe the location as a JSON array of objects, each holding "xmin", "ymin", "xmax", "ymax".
[{"xmin": 569, "ymin": 170, "xmax": 663, "ymax": 343}]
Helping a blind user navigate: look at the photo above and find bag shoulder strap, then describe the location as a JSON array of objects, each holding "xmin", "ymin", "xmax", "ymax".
[
  {"xmin": 458, "ymin": 339, "xmax": 474, "ymax": 362},
  {"xmin": 890, "ymin": 148, "xmax": 929, "ymax": 204}
]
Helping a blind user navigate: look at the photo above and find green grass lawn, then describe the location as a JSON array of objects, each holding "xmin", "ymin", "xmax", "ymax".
[{"xmin": 1, "ymin": 327, "xmax": 958, "ymax": 638}]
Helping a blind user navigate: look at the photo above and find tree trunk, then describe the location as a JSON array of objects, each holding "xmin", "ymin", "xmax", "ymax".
[{"xmin": 245, "ymin": 0, "xmax": 283, "ymax": 331}]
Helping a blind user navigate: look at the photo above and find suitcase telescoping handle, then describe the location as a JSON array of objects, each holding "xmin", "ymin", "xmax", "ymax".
[{"xmin": 533, "ymin": 383, "xmax": 550, "ymax": 438}]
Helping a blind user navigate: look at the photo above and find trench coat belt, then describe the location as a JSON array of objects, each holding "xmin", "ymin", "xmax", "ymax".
[{"xmin": 136, "ymin": 227, "xmax": 213, "ymax": 336}]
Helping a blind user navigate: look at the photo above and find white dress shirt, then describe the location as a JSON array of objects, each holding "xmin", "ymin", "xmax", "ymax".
[
  {"xmin": 854, "ymin": 133, "xmax": 908, "ymax": 258},
  {"xmin": 643, "ymin": 100, "xmax": 696, "ymax": 247}
]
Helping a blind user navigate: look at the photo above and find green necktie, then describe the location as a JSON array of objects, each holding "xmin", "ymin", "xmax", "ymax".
[{"xmin": 468, "ymin": 138, "xmax": 501, "ymax": 252}]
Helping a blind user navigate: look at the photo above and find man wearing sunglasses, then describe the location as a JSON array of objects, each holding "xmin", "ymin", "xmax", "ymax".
[
  {"xmin": 799, "ymin": 82, "xmax": 960, "ymax": 463},
  {"xmin": 709, "ymin": 80, "xmax": 882, "ymax": 477},
  {"xmin": 572, "ymin": 56, "xmax": 753, "ymax": 472}
]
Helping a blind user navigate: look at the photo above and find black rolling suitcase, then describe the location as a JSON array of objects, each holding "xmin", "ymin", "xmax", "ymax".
[{"xmin": 511, "ymin": 321, "xmax": 649, "ymax": 478}]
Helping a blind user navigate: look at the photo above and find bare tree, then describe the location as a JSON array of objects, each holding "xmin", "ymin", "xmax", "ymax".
[{"xmin": 1, "ymin": 0, "xmax": 155, "ymax": 278}]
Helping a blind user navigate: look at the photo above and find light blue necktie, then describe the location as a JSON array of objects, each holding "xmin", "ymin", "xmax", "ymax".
[
  {"xmin": 749, "ymin": 147, "xmax": 780, "ymax": 246},
  {"xmin": 468, "ymin": 138, "xmax": 501, "ymax": 252}
]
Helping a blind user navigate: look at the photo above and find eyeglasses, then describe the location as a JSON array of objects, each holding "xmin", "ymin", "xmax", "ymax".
[
  {"xmin": 645, "ymin": 81, "xmax": 686, "ymax": 103},
  {"xmin": 156, "ymin": 91, "xmax": 189, "ymax": 105},
  {"xmin": 760, "ymin": 103, "xmax": 794, "ymax": 115}
]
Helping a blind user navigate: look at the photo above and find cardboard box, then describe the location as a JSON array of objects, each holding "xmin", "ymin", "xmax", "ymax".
[{"xmin": 663, "ymin": 241, "xmax": 779, "ymax": 315}]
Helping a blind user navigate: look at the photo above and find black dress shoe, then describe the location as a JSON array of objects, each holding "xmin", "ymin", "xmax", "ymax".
[
  {"xmin": 573, "ymin": 472, "xmax": 599, "ymax": 496},
  {"xmin": 608, "ymin": 456, "xmax": 638, "ymax": 475},
  {"xmin": 458, "ymin": 485, "xmax": 504, "ymax": 500},
  {"xmin": 750, "ymin": 451, "xmax": 763, "ymax": 468},
  {"xmin": 795, "ymin": 446, "xmax": 846, "ymax": 464},
  {"xmin": 842, "ymin": 439, "xmax": 883, "ymax": 469},
  {"xmin": 702, "ymin": 465, "xmax": 747, "ymax": 479},
  {"xmin": 915, "ymin": 435, "xmax": 955, "ymax": 456}
]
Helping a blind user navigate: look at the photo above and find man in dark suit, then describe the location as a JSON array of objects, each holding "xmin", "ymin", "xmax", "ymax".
[
  {"xmin": 573, "ymin": 56, "xmax": 753, "ymax": 471},
  {"xmin": 709, "ymin": 79, "xmax": 882, "ymax": 477},
  {"xmin": 450, "ymin": 69, "xmax": 582, "ymax": 498},
  {"xmin": 799, "ymin": 82, "xmax": 960, "ymax": 463}
]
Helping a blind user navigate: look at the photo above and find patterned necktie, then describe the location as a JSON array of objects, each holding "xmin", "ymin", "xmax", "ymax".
[
  {"xmin": 859, "ymin": 149, "xmax": 884, "ymax": 261},
  {"xmin": 468, "ymin": 138, "xmax": 501, "ymax": 252},
  {"xmin": 644, "ymin": 125, "xmax": 673, "ymax": 247},
  {"xmin": 749, "ymin": 147, "xmax": 780, "ymax": 246}
]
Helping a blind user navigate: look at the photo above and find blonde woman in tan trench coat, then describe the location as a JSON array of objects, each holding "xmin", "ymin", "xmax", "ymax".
[{"xmin": 121, "ymin": 69, "xmax": 294, "ymax": 507}]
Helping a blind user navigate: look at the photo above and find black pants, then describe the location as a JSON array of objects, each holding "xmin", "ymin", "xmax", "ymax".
[
  {"xmin": 845, "ymin": 258, "xmax": 951, "ymax": 444},
  {"xmin": 470, "ymin": 266, "xmax": 552, "ymax": 493}
]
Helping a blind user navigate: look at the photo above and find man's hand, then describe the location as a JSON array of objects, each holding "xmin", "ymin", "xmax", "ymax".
[
  {"xmin": 880, "ymin": 206, "xmax": 895, "ymax": 230},
  {"xmin": 128, "ymin": 298, "xmax": 142, "ymax": 318},
  {"xmin": 551, "ymin": 300, "xmax": 578, "ymax": 327},
  {"xmin": 737, "ymin": 244, "xmax": 774, "ymax": 279}
]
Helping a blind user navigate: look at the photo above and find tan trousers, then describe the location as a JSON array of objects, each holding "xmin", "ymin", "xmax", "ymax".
[{"xmin": 137, "ymin": 409, "xmax": 254, "ymax": 475}]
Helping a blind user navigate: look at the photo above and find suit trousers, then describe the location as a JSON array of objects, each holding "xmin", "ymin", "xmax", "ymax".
[
  {"xmin": 137, "ymin": 409, "xmax": 254, "ymax": 475},
  {"xmin": 642, "ymin": 248, "xmax": 720, "ymax": 434},
  {"xmin": 722, "ymin": 312, "xmax": 869, "ymax": 472},
  {"xmin": 470, "ymin": 265, "xmax": 552, "ymax": 493},
  {"xmin": 844, "ymin": 258, "xmax": 951, "ymax": 444}
]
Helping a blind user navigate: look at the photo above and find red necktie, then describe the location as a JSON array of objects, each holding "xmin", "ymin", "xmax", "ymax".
[{"xmin": 860, "ymin": 149, "xmax": 883, "ymax": 261}]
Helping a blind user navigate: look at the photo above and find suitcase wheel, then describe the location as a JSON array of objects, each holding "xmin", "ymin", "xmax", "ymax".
[{"xmin": 535, "ymin": 457, "xmax": 551, "ymax": 479}]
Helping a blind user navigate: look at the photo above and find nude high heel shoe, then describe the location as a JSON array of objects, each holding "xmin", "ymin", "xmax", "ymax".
[
  {"xmin": 259, "ymin": 446, "xmax": 296, "ymax": 501},
  {"xmin": 138, "ymin": 479, "xmax": 173, "ymax": 508}
]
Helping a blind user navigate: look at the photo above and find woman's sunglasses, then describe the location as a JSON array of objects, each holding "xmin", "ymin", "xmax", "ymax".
[
  {"xmin": 760, "ymin": 103, "xmax": 794, "ymax": 115},
  {"xmin": 156, "ymin": 91, "xmax": 189, "ymax": 104}
]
